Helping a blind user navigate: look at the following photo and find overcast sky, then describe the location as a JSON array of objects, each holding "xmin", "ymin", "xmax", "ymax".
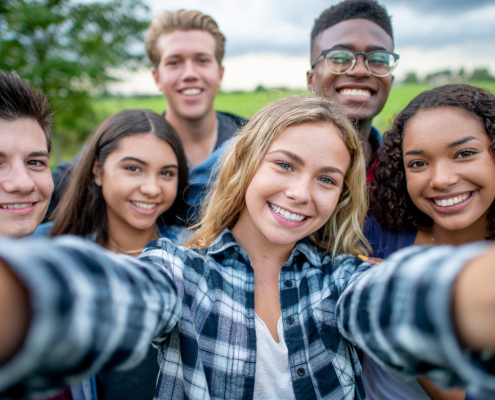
[{"xmin": 108, "ymin": 0, "xmax": 495, "ymax": 93}]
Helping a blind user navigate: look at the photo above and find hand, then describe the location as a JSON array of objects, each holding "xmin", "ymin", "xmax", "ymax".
[
  {"xmin": 358, "ymin": 255, "xmax": 384, "ymax": 265},
  {"xmin": 0, "ymin": 259, "xmax": 30, "ymax": 365}
]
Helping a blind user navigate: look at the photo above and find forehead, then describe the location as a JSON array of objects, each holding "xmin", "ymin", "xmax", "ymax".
[
  {"xmin": 313, "ymin": 18, "xmax": 393, "ymax": 56},
  {"xmin": 0, "ymin": 118, "xmax": 48, "ymax": 154},
  {"xmin": 157, "ymin": 29, "xmax": 217, "ymax": 59},
  {"xmin": 403, "ymin": 107, "xmax": 487, "ymax": 149},
  {"xmin": 107, "ymin": 134, "xmax": 177, "ymax": 160}
]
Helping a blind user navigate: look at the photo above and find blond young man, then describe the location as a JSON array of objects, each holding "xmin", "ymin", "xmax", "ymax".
[{"xmin": 49, "ymin": 10, "xmax": 245, "ymax": 223}]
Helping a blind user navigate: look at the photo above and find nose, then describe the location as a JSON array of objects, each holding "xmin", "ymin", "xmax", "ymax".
[
  {"xmin": 346, "ymin": 54, "xmax": 371, "ymax": 79},
  {"xmin": 430, "ymin": 162, "xmax": 459, "ymax": 190},
  {"xmin": 284, "ymin": 175, "xmax": 311, "ymax": 205},
  {"xmin": 182, "ymin": 59, "xmax": 199, "ymax": 81},
  {"xmin": 140, "ymin": 175, "xmax": 161, "ymax": 198},
  {"xmin": 1, "ymin": 163, "xmax": 36, "ymax": 194}
]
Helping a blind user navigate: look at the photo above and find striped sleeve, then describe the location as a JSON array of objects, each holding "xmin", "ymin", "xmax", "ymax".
[
  {"xmin": 0, "ymin": 236, "xmax": 181, "ymax": 398},
  {"xmin": 337, "ymin": 242, "xmax": 495, "ymax": 397}
]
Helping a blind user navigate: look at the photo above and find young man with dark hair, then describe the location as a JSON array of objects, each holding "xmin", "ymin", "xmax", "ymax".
[
  {"xmin": 0, "ymin": 70, "xmax": 53, "ymax": 237},
  {"xmin": 307, "ymin": 0, "xmax": 398, "ymax": 185},
  {"xmin": 49, "ymin": 10, "xmax": 245, "ymax": 222}
]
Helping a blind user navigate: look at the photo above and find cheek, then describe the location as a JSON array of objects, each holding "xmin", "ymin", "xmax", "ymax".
[{"xmin": 37, "ymin": 173, "xmax": 54, "ymax": 199}]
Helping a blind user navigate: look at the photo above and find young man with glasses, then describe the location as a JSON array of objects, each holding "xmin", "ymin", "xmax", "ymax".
[{"xmin": 307, "ymin": 0, "xmax": 398, "ymax": 184}]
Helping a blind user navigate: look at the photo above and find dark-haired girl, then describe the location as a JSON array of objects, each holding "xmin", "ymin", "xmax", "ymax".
[
  {"xmin": 363, "ymin": 84, "xmax": 495, "ymax": 400},
  {"xmin": 34, "ymin": 109, "xmax": 189, "ymax": 400}
]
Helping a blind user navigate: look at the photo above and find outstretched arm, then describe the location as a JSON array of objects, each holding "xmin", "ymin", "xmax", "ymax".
[
  {"xmin": 0, "ymin": 236, "xmax": 181, "ymax": 398},
  {"xmin": 337, "ymin": 242, "xmax": 495, "ymax": 397}
]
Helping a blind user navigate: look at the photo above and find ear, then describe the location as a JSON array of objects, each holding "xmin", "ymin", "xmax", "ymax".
[
  {"xmin": 151, "ymin": 67, "xmax": 161, "ymax": 91},
  {"xmin": 93, "ymin": 159, "xmax": 103, "ymax": 187},
  {"xmin": 307, "ymin": 69, "xmax": 315, "ymax": 92}
]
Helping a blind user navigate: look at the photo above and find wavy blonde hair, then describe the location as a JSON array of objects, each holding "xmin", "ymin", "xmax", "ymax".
[{"xmin": 188, "ymin": 95, "xmax": 369, "ymax": 256}]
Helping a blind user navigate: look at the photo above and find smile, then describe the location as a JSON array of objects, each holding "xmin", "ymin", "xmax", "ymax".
[
  {"xmin": 269, "ymin": 202, "xmax": 306, "ymax": 222},
  {"xmin": 432, "ymin": 192, "xmax": 472, "ymax": 207},
  {"xmin": 0, "ymin": 203, "xmax": 34, "ymax": 209},
  {"xmin": 130, "ymin": 201, "xmax": 158, "ymax": 211},
  {"xmin": 338, "ymin": 88, "xmax": 371, "ymax": 98},
  {"xmin": 180, "ymin": 88, "xmax": 202, "ymax": 96}
]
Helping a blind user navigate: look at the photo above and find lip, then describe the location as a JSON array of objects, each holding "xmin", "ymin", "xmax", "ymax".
[
  {"xmin": 428, "ymin": 191, "xmax": 477, "ymax": 214},
  {"xmin": 268, "ymin": 202, "xmax": 310, "ymax": 228},
  {"xmin": 129, "ymin": 201, "xmax": 159, "ymax": 216},
  {"xmin": 177, "ymin": 87, "xmax": 204, "ymax": 99},
  {"xmin": 0, "ymin": 202, "xmax": 38, "ymax": 216}
]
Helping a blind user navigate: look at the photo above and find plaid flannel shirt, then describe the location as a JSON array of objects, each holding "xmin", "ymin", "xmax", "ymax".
[{"xmin": 0, "ymin": 230, "xmax": 494, "ymax": 399}]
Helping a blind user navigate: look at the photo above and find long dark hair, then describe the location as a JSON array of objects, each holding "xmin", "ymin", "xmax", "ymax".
[
  {"xmin": 371, "ymin": 84, "xmax": 495, "ymax": 238},
  {"xmin": 50, "ymin": 109, "xmax": 189, "ymax": 243}
]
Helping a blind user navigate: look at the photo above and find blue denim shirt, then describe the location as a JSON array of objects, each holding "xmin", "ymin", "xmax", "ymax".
[{"xmin": 0, "ymin": 231, "xmax": 493, "ymax": 399}]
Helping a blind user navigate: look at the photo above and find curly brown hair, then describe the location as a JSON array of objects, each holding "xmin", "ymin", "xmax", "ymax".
[{"xmin": 370, "ymin": 84, "xmax": 495, "ymax": 238}]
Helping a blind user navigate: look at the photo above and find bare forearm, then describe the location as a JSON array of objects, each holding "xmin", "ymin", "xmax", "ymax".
[
  {"xmin": 454, "ymin": 246, "xmax": 495, "ymax": 352},
  {"xmin": 0, "ymin": 259, "xmax": 30, "ymax": 364}
]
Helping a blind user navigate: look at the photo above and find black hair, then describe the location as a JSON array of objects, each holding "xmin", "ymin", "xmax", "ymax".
[
  {"xmin": 371, "ymin": 84, "xmax": 495, "ymax": 239},
  {"xmin": 0, "ymin": 70, "xmax": 53, "ymax": 151},
  {"xmin": 311, "ymin": 0, "xmax": 393, "ymax": 51}
]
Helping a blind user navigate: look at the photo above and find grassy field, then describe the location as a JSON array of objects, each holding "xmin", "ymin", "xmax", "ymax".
[{"xmin": 93, "ymin": 81, "xmax": 495, "ymax": 135}]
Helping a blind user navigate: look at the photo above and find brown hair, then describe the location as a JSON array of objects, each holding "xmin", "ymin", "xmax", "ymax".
[
  {"xmin": 0, "ymin": 70, "xmax": 53, "ymax": 151},
  {"xmin": 188, "ymin": 95, "xmax": 370, "ymax": 257},
  {"xmin": 50, "ymin": 109, "xmax": 189, "ymax": 243},
  {"xmin": 146, "ymin": 9, "xmax": 226, "ymax": 69},
  {"xmin": 371, "ymin": 84, "xmax": 495, "ymax": 238}
]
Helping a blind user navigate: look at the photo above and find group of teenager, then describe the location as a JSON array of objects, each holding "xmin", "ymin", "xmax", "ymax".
[{"xmin": 0, "ymin": 1, "xmax": 495, "ymax": 399}]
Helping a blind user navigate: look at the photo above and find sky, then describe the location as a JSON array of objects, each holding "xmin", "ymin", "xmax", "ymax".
[{"xmin": 108, "ymin": 0, "xmax": 495, "ymax": 94}]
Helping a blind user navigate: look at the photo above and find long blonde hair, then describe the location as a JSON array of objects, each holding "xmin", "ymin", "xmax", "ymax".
[{"xmin": 188, "ymin": 95, "xmax": 369, "ymax": 256}]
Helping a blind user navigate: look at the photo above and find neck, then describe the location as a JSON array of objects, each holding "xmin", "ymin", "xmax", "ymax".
[
  {"xmin": 358, "ymin": 119, "xmax": 373, "ymax": 164},
  {"xmin": 165, "ymin": 107, "xmax": 218, "ymax": 167},
  {"xmin": 105, "ymin": 217, "xmax": 157, "ymax": 257},
  {"xmin": 431, "ymin": 213, "xmax": 490, "ymax": 246},
  {"xmin": 231, "ymin": 213, "xmax": 295, "ymax": 272}
]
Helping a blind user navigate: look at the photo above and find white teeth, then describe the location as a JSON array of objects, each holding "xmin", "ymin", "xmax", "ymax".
[
  {"xmin": 0, "ymin": 203, "xmax": 33, "ymax": 209},
  {"xmin": 131, "ymin": 201, "xmax": 157, "ymax": 211},
  {"xmin": 269, "ymin": 203, "xmax": 305, "ymax": 222},
  {"xmin": 434, "ymin": 193, "xmax": 470, "ymax": 207},
  {"xmin": 181, "ymin": 88, "xmax": 202, "ymax": 96},
  {"xmin": 339, "ymin": 88, "xmax": 371, "ymax": 98}
]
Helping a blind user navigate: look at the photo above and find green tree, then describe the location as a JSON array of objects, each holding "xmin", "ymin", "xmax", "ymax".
[
  {"xmin": 0, "ymin": 0, "xmax": 150, "ymax": 162},
  {"xmin": 404, "ymin": 72, "xmax": 419, "ymax": 84},
  {"xmin": 469, "ymin": 68, "xmax": 495, "ymax": 82}
]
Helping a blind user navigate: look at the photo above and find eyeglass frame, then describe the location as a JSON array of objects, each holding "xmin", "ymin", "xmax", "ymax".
[{"xmin": 311, "ymin": 48, "xmax": 400, "ymax": 77}]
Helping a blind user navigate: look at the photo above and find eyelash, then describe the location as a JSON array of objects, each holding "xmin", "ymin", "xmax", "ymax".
[
  {"xmin": 455, "ymin": 149, "xmax": 477, "ymax": 159},
  {"xmin": 276, "ymin": 161, "xmax": 336, "ymax": 185},
  {"xmin": 407, "ymin": 160, "xmax": 427, "ymax": 169},
  {"xmin": 125, "ymin": 165, "xmax": 140, "ymax": 172},
  {"xmin": 27, "ymin": 160, "xmax": 46, "ymax": 167},
  {"xmin": 276, "ymin": 161, "xmax": 293, "ymax": 171}
]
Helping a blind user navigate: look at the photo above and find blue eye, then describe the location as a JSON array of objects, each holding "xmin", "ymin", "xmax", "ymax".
[
  {"xmin": 319, "ymin": 176, "xmax": 336, "ymax": 185},
  {"xmin": 277, "ymin": 162, "xmax": 292, "ymax": 171}
]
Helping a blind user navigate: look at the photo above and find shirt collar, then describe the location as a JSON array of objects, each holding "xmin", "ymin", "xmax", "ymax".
[{"xmin": 207, "ymin": 228, "xmax": 323, "ymax": 268}]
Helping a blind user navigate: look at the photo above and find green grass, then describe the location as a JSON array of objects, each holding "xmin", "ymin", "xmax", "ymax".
[{"xmin": 93, "ymin": 81, "xmax": 495, "ymax": 136}]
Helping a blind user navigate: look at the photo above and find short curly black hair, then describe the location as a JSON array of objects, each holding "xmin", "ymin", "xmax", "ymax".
[
  {"xmin": 311, "ymin": 0, "xmax": 393, "ymax": 52},
  {"xmin": 371, "ymin": 84, "xmax": 495, "ymax": 239}
]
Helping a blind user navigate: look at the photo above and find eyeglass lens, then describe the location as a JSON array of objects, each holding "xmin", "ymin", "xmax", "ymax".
[{"xmin": 324, "ymin": 50, "xmax": 396, "ymax": 76}]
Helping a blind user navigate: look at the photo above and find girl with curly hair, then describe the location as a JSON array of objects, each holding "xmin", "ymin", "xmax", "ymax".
[{"xmin": 364, "ymin": 84, "xmax": 495, "ymax": 400}]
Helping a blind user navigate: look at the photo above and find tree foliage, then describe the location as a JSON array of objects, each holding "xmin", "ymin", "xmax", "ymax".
[{"xmin": 0, "ymin": 0, "xmax": 150, "ymax": 161}]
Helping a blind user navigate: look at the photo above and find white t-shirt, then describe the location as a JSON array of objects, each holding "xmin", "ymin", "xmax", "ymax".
[
  {"xmin": 253, "ymin": 314, "xmax": 296, "ymax": 400},
  {"xmin": 362, "ymin": 353, "xmax": 430, "ymax": 399}
]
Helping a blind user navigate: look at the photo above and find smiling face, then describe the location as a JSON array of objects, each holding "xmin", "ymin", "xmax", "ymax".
[
  {"xmin": 307, "ymin": 19, "xmax": 394, "ymax": 128},
  {"xmin": 151, "ymin": 30, "xmax": 224, "ymax": 122},
  {"xmin": 235, "ymin": 122, "xmax": 350, "ymax": 249},
  {"xmin": 0, "ymin": 118, "xmax": 53, "ymax": 237},
  {"xmin": 403, "ymin": 107, "xmax": 495, "ymax": 233},
  {"xmin": 93, "ymin": 134, "xmax": 179, "ymax": 235}
]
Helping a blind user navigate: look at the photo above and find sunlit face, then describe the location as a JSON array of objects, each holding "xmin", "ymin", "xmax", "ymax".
[
  {"xmin": 0, "ymin": 118, "xmax": 53, "ymax": 237},
  {"xmin": 151, "ymin": 30, "xmax": 224, "ymax": 122},
  {"xmin": 403, "ymin": 107, "xmax": 495, "ymax": 232},
  {"xmin": 236, "ymin": 122, "xmax": 350, "ymax": 248},
  {"xmin": 93, "ymin": 134, "xmax": 179, "ymax": 233},
  {"xmin": 307, "ymin": 19, "xmax": 394, "ymax": 128}
]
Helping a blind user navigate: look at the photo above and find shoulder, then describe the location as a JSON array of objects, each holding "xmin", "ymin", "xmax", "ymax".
[
  {"xmin": 364, "ymin": 215, "xmax": 417, "ymax": 259},
  {"xmin": 31, "ymin": 222, "xmax": 54, "ymax": 237},
  {"xmin": 216, "ymin": 110, "xmax": 248, "ymax": 129},
  {"xmin": 157, "ymin": 225, "xmax": 191, "ymax": 246}
]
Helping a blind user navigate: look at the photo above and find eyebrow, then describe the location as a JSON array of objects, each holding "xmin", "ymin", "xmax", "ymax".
[
  {"xmin": 0, "ymin": 151, "xmax": 49, "ymax": 158},
  {"xmin": 120, "ymin": 157, "xmax": 178, "ymax": 169},
  {"xmin": 405, "ymin": 136, "xmax": 480, "ymax": 156},
  {"xmin": 268, "ymin": 150, "xmax": 344, "ymax": 176},
  {"xmin": 331, "ymin": 43, "xmax": 388, "ymax": 52}
]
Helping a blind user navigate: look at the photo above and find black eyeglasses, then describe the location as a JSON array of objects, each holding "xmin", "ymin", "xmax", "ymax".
[{"xmin": 311, "ymin": 48, "xmax": 400, "ymax": 77}]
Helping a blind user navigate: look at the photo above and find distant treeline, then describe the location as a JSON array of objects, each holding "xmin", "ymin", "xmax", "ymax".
[{"xmin": 404, "ymin": 68, "xmax": 495, "ymax": 84}]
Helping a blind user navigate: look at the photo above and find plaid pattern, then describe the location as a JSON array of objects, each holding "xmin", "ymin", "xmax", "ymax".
[{"xmin": 0, "ymin": 231, "xmax": 494, "ymax": 399}]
